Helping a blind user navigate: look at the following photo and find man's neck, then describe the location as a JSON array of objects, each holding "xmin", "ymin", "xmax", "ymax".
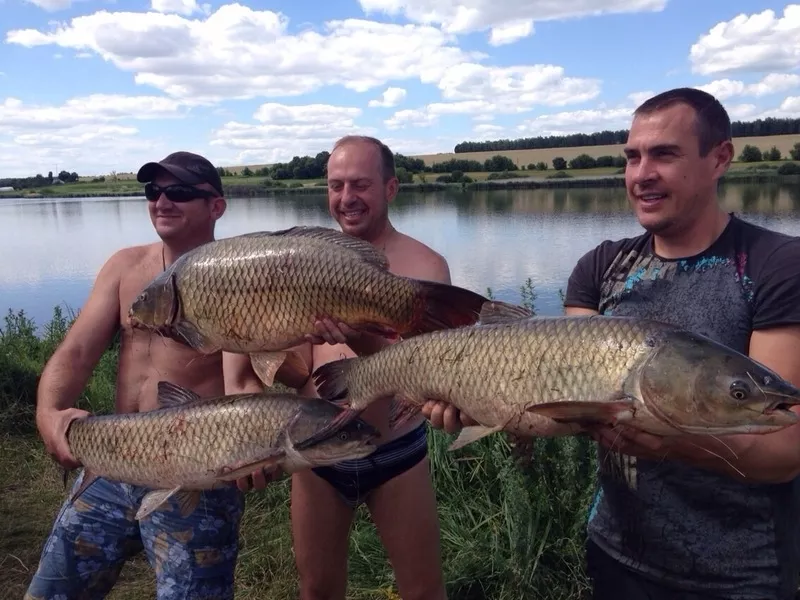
[
  {"xmin": 653, "ymin": 206, "xmax": 730, "ymax": 259},
  {"xmin": 161, "ymin": 235, "xmax": 214, "ymax": 268},
  {"xmin": 361, "ymin": 220, "xmax": 396, "ymax": 249}
]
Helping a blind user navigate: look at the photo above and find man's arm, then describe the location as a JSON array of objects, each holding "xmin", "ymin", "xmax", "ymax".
[{"xmin": 37, "ymin": 251, "xmax": 125, "ymax": 469}]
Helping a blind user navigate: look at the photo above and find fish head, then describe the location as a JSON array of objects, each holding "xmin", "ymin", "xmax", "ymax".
[
  {"xmin": 298, "ymin": 416, "xmax": 380, "ymax": 465},
  {"xmin": 637, "ymin": 329, "xmax": 800, "ymax": 435},
  {"xmin": 128, "ymin": 270, "xmax": 180, "ymax": 332},
  {"xmin": 288, "ymin": 402, "xmax": 380, "ymax": 466}
]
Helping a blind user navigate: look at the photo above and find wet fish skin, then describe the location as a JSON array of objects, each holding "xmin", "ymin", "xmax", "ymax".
[
  {"xmin": 312, "ymin": 301, "xmax": 800, "ymax": 450},
  {"xmin": 65, "ymin": 381, "xmax": 378, "ymax": 520},
  {"xmin": 127, "ymin": 226, "xmax": 488, "ymax": 387}
]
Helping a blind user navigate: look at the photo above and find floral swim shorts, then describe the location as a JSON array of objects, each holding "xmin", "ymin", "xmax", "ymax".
[{"xmin": 24, "ymin": 469, "xmax": 245, "ymax": 600}]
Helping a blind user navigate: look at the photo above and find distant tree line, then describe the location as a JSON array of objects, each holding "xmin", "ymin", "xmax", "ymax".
[
  {"xmin": 0, "ymin": 170, "xmax": 79, "ymax": 190},
  {"xmin": 739, "ymin": 142, "xmax": 800, "ymax": 163},
  {"xmin": 453, "ymin": 117, "xmax": 800, "ymax": 153}
]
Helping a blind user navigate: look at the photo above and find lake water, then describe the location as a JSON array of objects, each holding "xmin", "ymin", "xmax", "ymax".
[{"xmin": 3, "ymin": 182, "xmax": 800, "ymax": 331}]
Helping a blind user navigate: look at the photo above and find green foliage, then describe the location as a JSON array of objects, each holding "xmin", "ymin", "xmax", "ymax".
[
  {"xmin": 765, "ymin": 146, "xmax": 782, "ymax": 161},
  {"xmin": 0, "ymin": 307, "xmax": 118, "ymax": 433},
  {"xmin": 791, "ymin": 143, "xmax": 800, "ymax": 161},
  {"xmin": 777, "ymin": 162, "xmax": 800, "ymax": 175},
  {"xmin": 552, "ymin": 157, "xmax": 567, "ymax": 171},
  {"xmin": 738, "ymin": 144, "xmax": 763, "ymax": 162}
]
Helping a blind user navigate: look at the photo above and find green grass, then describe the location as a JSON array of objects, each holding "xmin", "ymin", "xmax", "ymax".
[{"xmin": 0, "ymin": 279, "xmax": 597, "ymax": 599}]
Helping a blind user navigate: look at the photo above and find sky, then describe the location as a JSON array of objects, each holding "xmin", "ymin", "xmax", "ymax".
[{"xmin": 1, "ymin": 0, "xmax": 799, "ymax": 178}]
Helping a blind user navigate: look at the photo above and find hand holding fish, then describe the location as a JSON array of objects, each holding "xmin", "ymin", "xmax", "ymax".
[
  {"xmin": 422, "ymin": 400, "xmax": 479, "ymax": 434},
  {"xmin": 37, "ymin": 407, "xmax": 92, "ymax": 469},
  {"xmin": 589, "ymin": 424, "xmax": 669, "ymax": 461},
  {"xmin": 305, "ymin": 318, "xmax": 398, "ymax": 356},
  {"xmin": 233, "ymin": 464, "xmax": 285, "ymax": 492}
]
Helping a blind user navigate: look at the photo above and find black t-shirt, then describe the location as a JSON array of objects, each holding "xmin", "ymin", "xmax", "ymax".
[{"xmin": 565, "ymin": 214, "xmax": 800, "ymax": 599}]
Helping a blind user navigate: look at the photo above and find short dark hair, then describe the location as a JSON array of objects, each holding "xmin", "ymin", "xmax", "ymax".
[
  {"xmin": 634, "ymin": 88, "xmax": 732, "ymax": 156},
  {"xmin": 331, "ymin": 135, "xmax": 396, "ymax": 181}
]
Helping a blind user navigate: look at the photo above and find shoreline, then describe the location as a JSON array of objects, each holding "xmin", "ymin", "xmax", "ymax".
[{"xmin": 2, "ymin": 169, "xmax": 798, "ymax": 200}]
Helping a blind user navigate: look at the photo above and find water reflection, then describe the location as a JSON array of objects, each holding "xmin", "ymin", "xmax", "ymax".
[{"xmin": 2, "ymin": 182, "xmax": 799, "ymax": 328}]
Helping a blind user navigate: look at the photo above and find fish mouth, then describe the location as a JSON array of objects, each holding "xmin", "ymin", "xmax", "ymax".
[{"xmin": 762, "ymin": 399, "xmax": 799, "ymax": 416}]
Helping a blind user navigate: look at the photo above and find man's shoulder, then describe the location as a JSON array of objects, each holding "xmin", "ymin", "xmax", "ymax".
[
  {"xmin": 387, "ymin": 230, "xmax": 450, "ymax": 282},
  {"xmin": 104, "ymin": 243, "xmax": 156, "ymax": 268},
  {"xmin": 731, "ymin": 215, "xmax": 800, "ymax": 259},
  {"xmin": 577, "ymin": 232, "xmax": 651, "ymax": 270}
]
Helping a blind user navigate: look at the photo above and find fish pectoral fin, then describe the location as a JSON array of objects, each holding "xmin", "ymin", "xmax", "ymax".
[
  {"xmin": 157, "ymin": 381, "xmax": 202, "ymax": 408},
  {"xmin": 525, "ymin": 399, "xmax": 636, "ymax": 426},
  {"xmin": 478, "ymin": 300, "xmax": 534, "ymax": 325},
  {"xmin": 136, "ymin": 487, "xmax": 182, "ymax": 521},
  {"xmin": 448, "ymin": 424, "xmax": 505, "ymax": 451},
  {"xmin": 173, "ymin": 321, "xmax": 220, "ymax": 354},
  {"xmin": 68, "ymin": 468, "xmax": 100, "ymax": 503},
  {"xmin": 250, "ymin": 351, "xmax": 288, "ymax": 387},
  {"xmin": 213, "ymin": 452, "xmax": 285, "ymax": 482},
  {"xmin": 388, "ymin": 396, "xmax": 421, "ymax": 430},
  {"xmin": 250, "ymin": 350, "xmax": 310, "ymax": 388},
  {"xmin": 172, "ymin": 490, "xmax": 203, "ymax": 517}
]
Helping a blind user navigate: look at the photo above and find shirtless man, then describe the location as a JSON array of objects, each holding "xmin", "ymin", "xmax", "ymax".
[
  {"xmin": 227, "ymin": 135, "xmax": 448, "ymax": 600},
  {"xmin": 25, "ymin": 151, "xmax": 265, "ymax": 600}
]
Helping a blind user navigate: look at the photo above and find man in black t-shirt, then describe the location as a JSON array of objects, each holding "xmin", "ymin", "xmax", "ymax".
[{"xmin": 422, "ymin": 87, "xmax": 800, "ymax": 599}]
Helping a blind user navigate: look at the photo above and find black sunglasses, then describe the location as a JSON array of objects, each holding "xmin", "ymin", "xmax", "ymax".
[{"xmin": 144, "ymin": 182, "xmax": 217, "ymax": 203}]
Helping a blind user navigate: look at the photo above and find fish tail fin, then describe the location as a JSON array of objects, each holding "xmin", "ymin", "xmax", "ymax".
[
  {"xmin": 312, "ymin": 357, "xmax": 358, "ymax": 406},
  {"xmin": 293, "ymin": 404, "xmax": 366, "ymax": 451},
  {"xmin": 410, "ymin": 281, "xmax": 488, "ymax": 334}
]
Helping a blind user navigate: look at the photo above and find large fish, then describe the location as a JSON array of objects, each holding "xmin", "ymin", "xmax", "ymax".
[
  {"xmin": 311, "ymin": 301, "xmax": 800, "ymax": 451},
  {"xmin": 65, "ymin": 381, "xmax": 379, "ymax": 520},
  {"xmin": 128, "ymin": 226, "xmax": 488, "ymax": 387}
]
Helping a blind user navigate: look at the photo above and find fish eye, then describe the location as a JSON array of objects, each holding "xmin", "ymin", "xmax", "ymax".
[
  {"xmin": 338, "ymin": 431, "xmax": 349, "ymax": 441},
  {"xmin": 730, "ymin": 380, "xmax": 751, "ymax": 401}
]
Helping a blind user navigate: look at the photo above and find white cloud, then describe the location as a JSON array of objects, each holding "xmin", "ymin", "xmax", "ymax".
[
  {"xmin": 488, "ymin": 19, "xmax": 534, "ymax": 46},
  {"xmin": 515, "ymin": 106, "xmax": 634, "ymax": 137},
  {"xmin": 383, "ymin": 63, "xmax": 600, "ymax": 128},
  {"xmin": 368, "ymin": 87, "xmax": 407, "ymax": 108},
  {"xmin": 0, "ymin": 95, "xmax": 190, "ymax": 178},
  {"xmin": 358, "ymin": 0, "xmax": 667, "ymax": 44},
  {"xmin": 697, "ymin": 73, "xmax": 800, "ymax": 101},
  {"xmin": 0, "ymin": 95, "xmax": 187, "ymax": 132},
  {"xmin": 151, "ymin": 0, "xmax": 208, "ymax": 16},
  {"xmin": 690, "ymin": 5, "xmax": 800, "ymax": 75},
  {"xmin": 24, "ymin": 0, "xmax": 74, "ymax": 11},
  {"xmin": 627, "ymin": 90, "xmax": 655, "ymax": 106},
  {"xmin": 5, "ymin": 6, "xmax": 480, "ymax": 102},
  {"xmin": 209, "ymin": 102, "xmax": 374, "ymax": 165}
]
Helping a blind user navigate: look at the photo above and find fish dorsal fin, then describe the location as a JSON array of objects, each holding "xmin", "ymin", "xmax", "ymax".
[
  {"xmin": 479, "ymin": 301, "xmax": 534, "ymax": 325},
  {"xmin": 271, "ymin": 226, "xmax": 390, "ymax": 270},
  {"xmin": 157, "ymin": 381, "xmax": 202, "ymax": 408}
]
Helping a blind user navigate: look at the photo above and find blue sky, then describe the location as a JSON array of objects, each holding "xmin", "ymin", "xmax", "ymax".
[{"xmin": 1, "ymin": 0, "xmax": 799, "ymax": 177}]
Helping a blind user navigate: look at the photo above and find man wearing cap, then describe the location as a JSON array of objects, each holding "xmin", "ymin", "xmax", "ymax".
[{"xmin": 25, "ymin": 151, "xmax": 268, "ymax": 599}]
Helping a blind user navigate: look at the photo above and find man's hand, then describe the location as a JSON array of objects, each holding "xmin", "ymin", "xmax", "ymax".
[
  {"xmin": 233, "ymin": 465, "xmax": 285, "ymax": 492},
  {"xmin": 588, "ymin": 424, "xmax": 670, "ymax": 461},
  {"xmin": 422, "ymin": 400, "xmax": 479, "ymax": 434},
  {"xmin": 305, "ymin": 318, "xmax": 361, "ymax": 346},
  {"xmin": 36, "ymin": 407, "xmax": 91, "ymax": 470}
]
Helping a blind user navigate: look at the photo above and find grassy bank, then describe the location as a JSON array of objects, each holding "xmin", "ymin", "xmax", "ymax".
[
  {"xmin": 0, "ymin": 281, "xmax": 597, "ymax": 600},
  {"xmin": 4, "ymin": 162, "xmax": 799, "ymax": 200}
]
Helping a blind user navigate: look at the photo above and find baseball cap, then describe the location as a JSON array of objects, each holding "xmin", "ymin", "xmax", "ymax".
[{"xmin": 137, "ymin": 151, "xmax": 224, "ymax": 196}]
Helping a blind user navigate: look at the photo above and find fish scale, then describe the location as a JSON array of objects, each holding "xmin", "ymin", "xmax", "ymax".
[
  {"xmin": 65, "ymin": 382, "xmax": 380, "ymax": 520},
  {"xmin": 333, "ymin": 315, "xmax": 653, "ymax": 438},
  {"xmin": 313, "ymin": 303, "xmax": 800, "ymax": 448},
  {"xmin": 128, "ymin": 226, "xmax": 489, "ymax": 391}
]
